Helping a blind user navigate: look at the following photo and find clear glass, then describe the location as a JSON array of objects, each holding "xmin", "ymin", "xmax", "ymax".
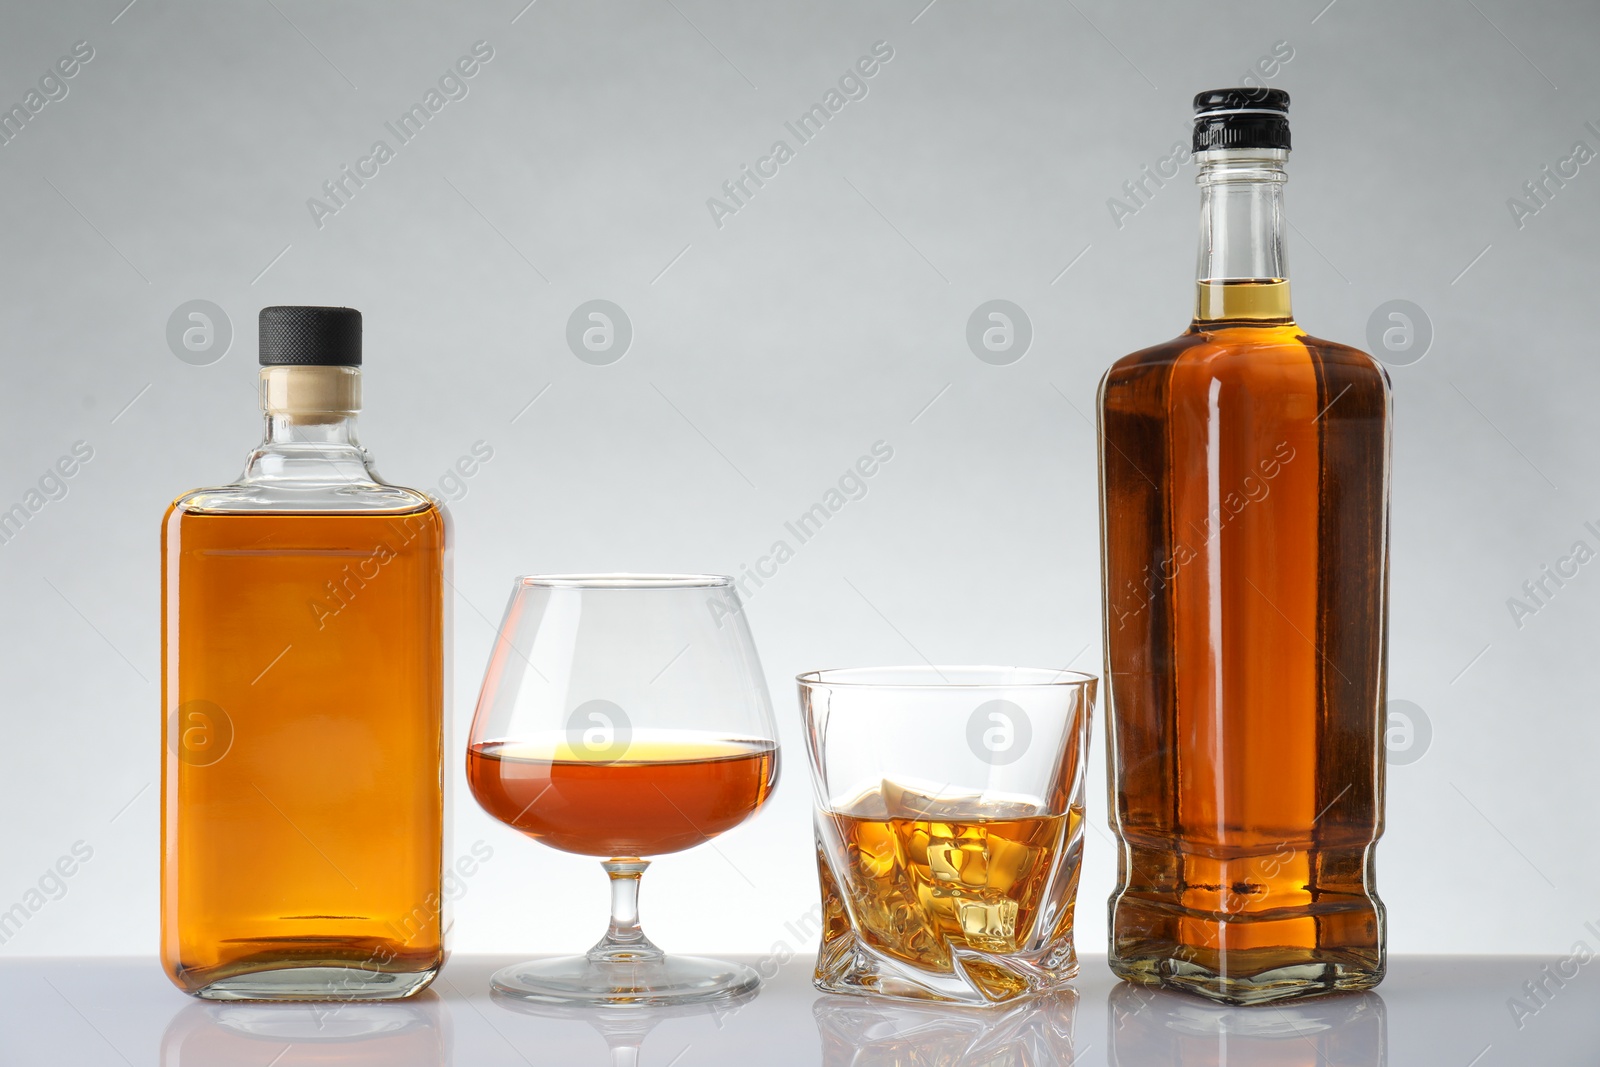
[
  {"xmin": 161, "ymin": 367, "xmax": 447, "ymax": 1000},
  {"xmin": 799, "ymin": 666, "xmax": 1095, "ymax": 1005},
  {"xmin": 178, "ymin": 367, "xmax": 426, "ymax": 513},
  {"xmin": 1194, "ymin": 148, "xmax": 1290, "ymax": 320},
  {"xmin": 466, "ymin": 574, "xmax": 780, "ymax": 1006},
  {"xmin": 1098, "ymin": 146, "xmax": 1389, "ymax": 1004}
]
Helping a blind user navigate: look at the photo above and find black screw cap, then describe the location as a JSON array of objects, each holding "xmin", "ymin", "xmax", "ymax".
[
  {"xmin": 1192, "ymin": 87, "xmax": 1290, "ymax": 153},
  {"xmin": 258, "ymin": 306, "xmax": 362, "ymax": 367}
]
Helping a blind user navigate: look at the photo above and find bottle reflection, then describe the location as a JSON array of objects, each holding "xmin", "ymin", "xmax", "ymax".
[
  {"xmin": 160, "ymin": 996, "xmax": 448, "ymax": 1066},
  {"xmin": 492, "ymin": 990, "xmax": 758, "ymax": 1067},
  {"xmin": 812, "ymin": 991, "xmax": 1078, "ymax": 1066},
  {"xmin": 1108, "ymin": 983, "xmax": 1386, "ymax": 1066}
]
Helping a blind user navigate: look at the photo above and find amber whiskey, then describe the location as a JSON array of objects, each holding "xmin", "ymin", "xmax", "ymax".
[
  {"xmin": 161, "ymin": 307, "xmax": 446, "ymax": 1000},
  {"xmin": 466, "ymin": 736, "xmax": 777, "ymax": 857},
  {"xmin": 1098, "ymin": 90, "xmax": 1389, "ymax": 1004},
  {"xmin": 816, "ymin": 783, "xmax": 1083, "ymax": 1002}
]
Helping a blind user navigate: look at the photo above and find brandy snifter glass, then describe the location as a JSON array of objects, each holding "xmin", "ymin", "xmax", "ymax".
[{"xmin": 467, "ymin": 574, "xmax": 780, "ymax": 1006}]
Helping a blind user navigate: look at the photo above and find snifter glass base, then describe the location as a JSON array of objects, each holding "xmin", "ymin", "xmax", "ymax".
[
  {"xmin": 489, "ymin": 858, "xmax": 763, "ymax": 1006},
  {"xmin": 490, "ymin": 954, "xmax": 761, "ymax": 1007}
]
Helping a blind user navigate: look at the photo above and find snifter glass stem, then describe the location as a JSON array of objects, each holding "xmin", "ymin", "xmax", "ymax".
[
  {"xmin": 590, "ymin": 860, "xmax": 663, "ymax": 963},
  {"xmin": 487, "ymin": 854, "xmax": 762, "ymax": 1006}
]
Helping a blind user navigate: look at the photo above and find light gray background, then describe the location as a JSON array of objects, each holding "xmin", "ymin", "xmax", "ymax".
[{"xmin": 0, "ymin": 0, "xmax": 1596, "ymax": 968}]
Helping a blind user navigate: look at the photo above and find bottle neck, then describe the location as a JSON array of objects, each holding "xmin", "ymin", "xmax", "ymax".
[
  {"xmin": 1193, "ymin": 149, "xmax": 1292, "ymax": 324},
  {"xmin": 263, "ymin": 412, "xmax": 360, "ymax": 447},
  {"xmin": 243, "ymin": 366, "xmax": 377, "ymax": 486}
]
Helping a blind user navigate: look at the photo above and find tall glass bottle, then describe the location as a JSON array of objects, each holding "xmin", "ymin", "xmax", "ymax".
[
  {"xmin": 1098, "ymin": 90, "xmax": 1389, "ymax": 1004},
  {"xmin": 161, "ymin": 306, "xmax": 447, "ymax": 1000}
]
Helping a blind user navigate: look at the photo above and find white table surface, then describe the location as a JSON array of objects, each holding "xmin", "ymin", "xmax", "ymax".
[{"xmin": 0, "ymin": 954, "xmax": 1593, "ymax": 1065}]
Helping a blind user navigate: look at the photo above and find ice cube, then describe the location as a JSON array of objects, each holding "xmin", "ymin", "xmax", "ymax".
[
  {"xmin": 926, "ymin": 828, "xmax": 991, "ymax": 887},
  {"xmin": 957, "ymin": 898, "xmax": 1018, "ymax": 940},
  {"xmin": 881, "ymin": 779, "xmax": 984, "ymax": 820},
  {"xmin": 880, "ymin": 779, "xmax": 1044, "ymax": 822},
  {"xmin": 853, "ymin": 818, "xmax": 899, "ymax": 879}
]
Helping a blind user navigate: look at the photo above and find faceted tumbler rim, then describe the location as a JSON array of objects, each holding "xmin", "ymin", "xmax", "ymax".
[{"xmin": 796, "ymin": 665, "xmax": 1097, "ymax": 690}]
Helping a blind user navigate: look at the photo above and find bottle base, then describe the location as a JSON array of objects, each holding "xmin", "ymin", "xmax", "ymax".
[
  {"xmin": 189, "ymin": 964, "xmax": 441, "ymax": 1002},
  {"xmin": 1110, "ymin": 951, "xmax": 1383, "ymax": 1006}
]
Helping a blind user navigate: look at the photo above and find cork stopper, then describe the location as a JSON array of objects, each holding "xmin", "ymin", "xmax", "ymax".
[{"xmin": 260, "ymin": 365, "xmax": 361, "ymax": 421}]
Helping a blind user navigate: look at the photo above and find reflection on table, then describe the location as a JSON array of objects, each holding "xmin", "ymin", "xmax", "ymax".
[
  {"xmin": 1107, "ymin": 983, "xmax": 1386, "ymax": 1066},
  {"xmin": 491, "ymin": 987, "xmax": 759, "ymax": 1067},
  {"xmin": 812, "ymin": 991, "xmax": 1078, "ymax": 1066},
  {"xmin": 160, "ymin": 996, "xmax": 449, "ymax": 1066}
]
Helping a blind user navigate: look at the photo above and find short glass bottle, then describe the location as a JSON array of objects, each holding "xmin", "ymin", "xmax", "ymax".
[{"xmin": 161, "ymin": 306, "xmax": 447, "ymax": 1000}]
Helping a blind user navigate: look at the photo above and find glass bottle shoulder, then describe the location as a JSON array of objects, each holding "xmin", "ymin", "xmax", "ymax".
[
  {"xmin": 169, "ymin": 479, "xmax": 437, "ymax": 517},
  {"xmin": 162, "ymin": 486, "xmax": 445, "ymax": 562},
  {"xmin": 1101, "ymin": 321, "xmax": 1391, "ymax": 401}
]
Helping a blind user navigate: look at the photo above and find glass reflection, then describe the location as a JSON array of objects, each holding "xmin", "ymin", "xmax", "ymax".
[
  {"xmin": 1108, "ymin": 983, "xmax": 1386, "ymax": 1066},
  {"xmin": 492, "ymin": 988, "xmax": 758, "ymax": 1067},
  {"xmin": 813, "ymin": 991, "xmax": 1078, "ymax": 1066},
  {"xmin": 161, "ymin": 996, "xmax": 448, "ymax": 1066}
]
